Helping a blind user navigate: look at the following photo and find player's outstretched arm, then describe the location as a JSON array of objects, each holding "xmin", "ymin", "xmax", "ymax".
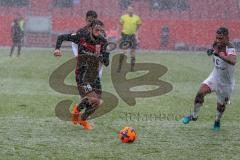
[
  {"xmin": 54, "ymin": 33, "xmax": 82, "ymax": 57},
  {"xmin": 55, "ymin": 33, "xmax": 80, "ymax": 49}
]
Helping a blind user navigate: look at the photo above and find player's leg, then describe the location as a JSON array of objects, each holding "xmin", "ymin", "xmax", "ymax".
[
  {"xmin": 80, "ymin": 79, "xmax": 102, "ymax": 121},
  {"xmin": 74, "ymin": 77, "xmax": 103, "ymax": 129},
  {"xmin": 117, "ymin": 33, "xmax": 128, "ymax": 72},
  {"xmin": 213, "ymin": 87, "xmax": 232, "ymax": 130},
  {"xmin": 193, "ymin": 84, "xmax": 211, "ymax": 117},
  {"xmin": 182, "ymin": 83, "xmax": 211, "ymax": 124},
  {"xmin": 71, "ymin": 75, "xmax": 86, "ymax": 125},
  {"xmin": 79, "ymin": 90, "xmax": 103, "ymax": 130},
  {"xmin": 9, "ymin": 41, "xmax": 16, "ymax": 57},
  {"xmin": 213, "ymin": 102, "xmax": 225, "ymax": 130},
  {"xmin": 73, "ymin": 92, "xmax": 98, "ymax": 125},
  {"xmin": 17, "ymin": 41, "xmax": 22, "ymax": 57},
  {"xmin": 117, "ymin": 53, "xmax": 125, "ymax": 73},
  {"xmin": 10, "ymin": 45, "xmax": 15, "ymax": 57},
  {"xmin": 130, "ymin": 51, "xmax": 136, "ymax": 72},
  {"xmin": 80, "ymin": 92, "xmax": 101, "ymax": 120},
  {"xmin": 130, "ymin": 35, "xmax": 137, "ymax": 72},
  {"xmin": 183, "ymin": 71, "xmax": 216, "ymax": 124}
]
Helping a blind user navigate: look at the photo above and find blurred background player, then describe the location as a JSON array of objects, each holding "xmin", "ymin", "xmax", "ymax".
[
  {"xmin": 117, "ymin": 6, "xmax": 141, "ymax": 72},
  {"xmin": 71, "ymin": 10, "xmax": 98, "ymax": 57},
  {"xmin": 54, "ymin": 20, "xmax": 110, "ymax": 130},
  {"xmin": 9, "ymin": 18, "xmax": 24, "ymax": 57},
  {"xmin": 182, "ymin": 27, "xmax": 237, "ymax": 130}
]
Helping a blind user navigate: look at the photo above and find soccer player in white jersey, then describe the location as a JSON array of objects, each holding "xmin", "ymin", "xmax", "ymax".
[{"xmin": 182, "ymin": 27, "xmax": 237, "ymax": 130}]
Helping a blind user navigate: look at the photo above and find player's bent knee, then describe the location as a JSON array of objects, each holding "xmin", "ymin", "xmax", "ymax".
[
  {"xmin": 194, "ymin": 92, "xmax": 204, "ymax": 104},
  {"xmin": 78, "ymin": 98, "xmax": 91, "ymax": 110},
  {"xmin": 200, "ymin": 84, "xmax": 211, "ymax": 94},
  {"xmin": 88, "ymin": 96, "xmax": 102, "ymax": 108},
  {"xmin": 217, "ymin": 103, "xmax": 225, "ymax": 113}
]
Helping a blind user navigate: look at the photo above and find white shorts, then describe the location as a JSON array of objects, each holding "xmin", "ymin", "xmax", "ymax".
[
  {"xmin": 202, "ymin": 72, "xmax": 234, "ymax": 105},
  {"xmin": 98, "ymin": 64, "xmax": 103, "ymax": 78},
  {"xmin": 71, "ymin": 42, "xmax": 78, "ymax": 57}
]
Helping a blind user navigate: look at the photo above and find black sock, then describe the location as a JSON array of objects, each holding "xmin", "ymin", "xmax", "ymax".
[
  {"xmin": 117, "ymin": 54, "xmax": 125, "ymax": 72},
  {"xmin": 81, "ymin": 104, "xmax": 96, "ymax": 120},
  {"xmin": 77, "ymin": 98, "xmax": 88, "ymax": 112},
  {"xmin": 17, "ymin": 46, "xmax": 21, "ymax": 56},
  {"xmin": 10, "ymin": 46, "xmax": 15, "ymax": 56},
  {"xmin": 131, "ymin": 57, "xmax": 135, "ymax": 71}
]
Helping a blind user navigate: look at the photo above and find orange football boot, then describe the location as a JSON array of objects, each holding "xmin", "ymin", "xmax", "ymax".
[
  {"xmin": 71, "ymin": 104, "xmax": 80, "ymax": 125},
  {"xmin": 79, "ymin": 119, "xmax": 92, "ymax": 130}
]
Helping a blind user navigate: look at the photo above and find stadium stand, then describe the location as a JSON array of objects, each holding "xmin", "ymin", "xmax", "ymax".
[{"xmin": 0, "ymin": 0, "xmax": 240, "ymax": 50}]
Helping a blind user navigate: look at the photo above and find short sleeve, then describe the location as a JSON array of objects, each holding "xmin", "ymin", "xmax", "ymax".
[
  {"xmin": 136, "ymin": 16, "xmax": 141, "ymax": 25},
  {"xmin": 227, "ymin": 48, "xmax": 237, "ymax": 56}
]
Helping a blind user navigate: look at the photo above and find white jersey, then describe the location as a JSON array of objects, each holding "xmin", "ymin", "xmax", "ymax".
[
  {"xmin": 212, "ymin": 46, "xmax": 236, "ymax": 86},
  {"xmin": 203, "ymin": 44, "xmax": 237, "ymax": 104}
]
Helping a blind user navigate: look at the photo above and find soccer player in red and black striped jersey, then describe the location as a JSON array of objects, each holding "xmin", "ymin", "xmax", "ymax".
[
  {"xmin": 54, "ymin": 20, "xmax": 110, "ymax": 129},
  {"xmin": 73, "ymin": 11, "xmax": 106, "ymax": 78}
]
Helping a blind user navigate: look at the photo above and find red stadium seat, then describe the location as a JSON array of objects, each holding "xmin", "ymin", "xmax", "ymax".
[{"xmin": 0, "ymin": 0, "xmax": 240, "ymax": 49}]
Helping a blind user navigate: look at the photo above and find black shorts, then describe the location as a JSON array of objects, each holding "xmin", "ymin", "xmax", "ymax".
[
  {"xmin": 76, "ymin": 76, "xmax": 102, "ymax": 98},
  {"xmin": 12, "ymin": 38, "xmax": 22, "ymax": 45},
  {"xmin": 75, "ymin": 54, "xmax": 102, "ymax": 97},
  {"xmin": 121, "ymin": 33, "xmax": 137, "ymax": 49}
]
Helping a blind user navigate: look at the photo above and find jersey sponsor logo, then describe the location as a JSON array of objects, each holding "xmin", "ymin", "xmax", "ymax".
[
  {"xmin": 79, "ymin": 39, "xmax": 104, "ymax": 54},
  {"xmin": 216, "ymin": 58, "xmax": 220, "ymax": 65},
  {"xmin": 214, "ymin": 57, "xmax": 221, "ymax": 66},
  {"xmin": 214, "ymin": 57, "xmax": 226, "ymax": 70}
]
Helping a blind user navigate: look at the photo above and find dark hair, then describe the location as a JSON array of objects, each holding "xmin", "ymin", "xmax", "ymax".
[
  {"xmin": 86, "ymin": 10, "xmax": 98, "ymax": 18},
  {"xmin": 89, "ymin": 19, "xmax": 104, "ymax": 28},
  {"xmin": 216, "ymin": 27, "xmax": 229, "ymax": 36}
]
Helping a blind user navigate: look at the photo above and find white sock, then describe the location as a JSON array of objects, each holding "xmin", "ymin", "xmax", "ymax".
[{"xmin": 192, "ymin": 103, "xmax": 202, "ymax": 118}]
